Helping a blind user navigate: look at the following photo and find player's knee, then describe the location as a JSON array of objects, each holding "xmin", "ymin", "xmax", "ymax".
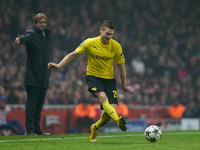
[{"xmin": 96, "ymin": 92, "xmax": 108, "ymax": 103}]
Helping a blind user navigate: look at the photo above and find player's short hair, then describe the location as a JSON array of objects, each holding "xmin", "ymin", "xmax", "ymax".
[
  {"xmin": 33, "ymin": 13, "xmax": 48, "ymax": 24},
  {"xmin": 101, "ymin": 20, "xmax": 115, "ymax": 30}
]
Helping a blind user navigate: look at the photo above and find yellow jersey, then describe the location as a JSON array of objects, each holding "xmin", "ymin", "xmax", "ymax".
[{"xmin": 76, "ymin": 36, "xmax": 124, "ymax": 79}]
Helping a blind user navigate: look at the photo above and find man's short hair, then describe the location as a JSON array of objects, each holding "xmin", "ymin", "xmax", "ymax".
[
  {"xmin": 101, "ymin": 20, "xmax": 115, "ymax": 30},
  {"xmin": 33, "ymin": 13, "xmax": 48, "ymax": 24}
]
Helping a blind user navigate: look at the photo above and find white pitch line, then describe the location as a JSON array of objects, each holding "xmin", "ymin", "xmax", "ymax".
[
  {"xmin": 0, "ymin": 131, "xmax": 199, "ymax": 143},
  {"xmin": 1, "ymin": 134, "xmax": 140, "ymax": 143}
]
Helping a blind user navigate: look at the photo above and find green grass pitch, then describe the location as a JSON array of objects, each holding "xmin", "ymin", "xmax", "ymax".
[{"xmin": 0, "ymin": 130, "xmax": 199, "ymax": 150}]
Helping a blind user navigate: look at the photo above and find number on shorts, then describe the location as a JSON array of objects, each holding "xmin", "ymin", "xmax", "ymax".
[{"xmin": 113, "ymin": 90, "xmax": 118, "ymax": 98}]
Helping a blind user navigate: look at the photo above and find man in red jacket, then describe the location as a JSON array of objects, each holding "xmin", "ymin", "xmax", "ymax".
[
  {"xmin": 167, "ymin": 100, "xmax": 185, "ymax": 119},
  {"xmin": 74, "ymin": 101, "xmax": 97, "ymax": 133}
]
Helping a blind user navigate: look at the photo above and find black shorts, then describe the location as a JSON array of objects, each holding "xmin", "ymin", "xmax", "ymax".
[{"xmin": 85, "ymin": 75, "xmax": 118, "ymax": 108}]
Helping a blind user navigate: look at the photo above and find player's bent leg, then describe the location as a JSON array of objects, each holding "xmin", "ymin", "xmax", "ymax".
[
  {"xmin": 89, "ymin": 112, "xmax": 110, "ymax": 142},
  {"xmin": 117, "ymin": 116, "xmax": 127, "ymax": 132},
  {"xmin": 95, "ymin": 112, "xmax": 111, "ymax": 129},
  {"xmin": 95, "ymin": 92, "xmax": 119, "ymax": 122},
  {"xmin": 102, "ymin": 102, "xmax": 127, "ymax": 131},
  {"xmin": 102, "ymin": 101, "xmax": 119, "ymax": 122},
  {"xmin": 95, "ymin": 92, "xmax": 127, "ymax": 132}
]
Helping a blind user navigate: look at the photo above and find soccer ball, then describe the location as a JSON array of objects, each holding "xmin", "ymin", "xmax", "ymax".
[{"xmin": 144, "ymin": 125, "xmax": 162, "ymax": 142}]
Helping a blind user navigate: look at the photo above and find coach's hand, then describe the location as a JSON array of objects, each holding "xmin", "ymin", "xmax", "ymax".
[{"xmin": 15, "ymin": 34, "xmax": 20, "ymax": 44}]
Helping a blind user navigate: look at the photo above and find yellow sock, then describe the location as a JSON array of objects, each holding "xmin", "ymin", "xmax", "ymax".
[
  {"xmin": 95, "ymin": 112, "xmax": 111, "ymax": 129},
  {"xmin": 102, "ymin": 101, "xmax": 119, "ymax": 123}
]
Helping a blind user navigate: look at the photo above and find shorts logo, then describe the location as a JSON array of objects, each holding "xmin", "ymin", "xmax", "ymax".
[{"xmin": 91, "ymin": 87, "xmax": 97, "ymax": 91}]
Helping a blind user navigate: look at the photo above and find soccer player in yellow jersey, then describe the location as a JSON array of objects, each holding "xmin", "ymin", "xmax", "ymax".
[{"xmin": 48, "ymin": 20, "xmax": 131, "ymax": 142}]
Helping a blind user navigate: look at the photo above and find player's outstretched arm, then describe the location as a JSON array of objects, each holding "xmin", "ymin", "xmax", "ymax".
[
  {"xmin": 117, "ymin": 63, "xmax": 131, "ymax": 92},
  {"xmin": 48, "ymin": 49, "xmax": 79, "ymax": 69}
]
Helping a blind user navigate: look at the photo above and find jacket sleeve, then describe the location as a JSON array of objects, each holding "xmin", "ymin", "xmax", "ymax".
[{"xmin": 20, "ymin": 32, "xmax": 33, "ymax": 44}]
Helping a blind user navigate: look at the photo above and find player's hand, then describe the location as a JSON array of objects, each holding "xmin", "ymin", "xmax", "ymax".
[
  {"xmin": 48, "ymin": 62, "xmax": 59, "ymax": 69},
  {"xmin": 122, "ymin": 85, "xmax": 131, "ymax": 92},
  {"xmin": 15, "ymin": 34, "xmax": 20, "ymax": 44}
]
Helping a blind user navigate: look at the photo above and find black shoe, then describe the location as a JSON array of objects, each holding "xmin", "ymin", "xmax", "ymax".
[
  {"xmin": 26, "ymin": 131, "xmax": 36, "ymax": 135},
  {"xmin": 35, "ymin": 130, "xmax": 50, "ymax": 135}
]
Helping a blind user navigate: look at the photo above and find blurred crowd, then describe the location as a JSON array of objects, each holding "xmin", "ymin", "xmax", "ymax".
[{"xmin": 0, "ymin": 0, "xmax": 200, "ymax": 112}]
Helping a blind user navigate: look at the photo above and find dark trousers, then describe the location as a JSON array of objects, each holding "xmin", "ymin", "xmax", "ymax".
[
  {"xmin": 25, "ymin": 86, "xmax": 47, "ymax": 133},
  {"xmin": 0, "ymin": 120, "xmax": 25, "ymax": 135}
]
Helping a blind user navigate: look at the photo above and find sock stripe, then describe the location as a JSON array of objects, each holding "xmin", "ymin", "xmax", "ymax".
[{"xmin": 94, "ymin": 125, "xmax": 98, "ymax": 130}]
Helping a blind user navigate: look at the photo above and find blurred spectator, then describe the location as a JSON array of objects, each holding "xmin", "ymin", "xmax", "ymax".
[
  {"xmin": 177, "ymin": 62, "xmax": 189, "ymax": 81},
  {"xmin": 74, "ymin": 100, "xmax": 97, "ymax": 133},
  {"xmin": 0, "ymin": 96, "xmax": 25, "ymax": 135},
  {"xmin": 149, "ymin": 102, "xmax": 162, "ymax": 118},
  {"xmin": 182, "ymin": 101, "xmax": 199, "ymax": 118},
  {"xmin": 7, "ymin": 88, "xmax": 19, "ymax": 104},
  {"xmin": 132, "ymin": 94, "xmax": 143, "ymax": 105},
  {"xmin": 46, "ymin": 89, "xmax": 57, "ymax": 105},
  {"xmin": 116, "ymin": 99, "xmax": 129, "ymax": 118},
  {"xmin": 131, "ymin": 56, "xmax": 145, "ymax": 74},
  {"xmin": 167, "ymin": 100, "xmax": 185, "ymax": 119}
]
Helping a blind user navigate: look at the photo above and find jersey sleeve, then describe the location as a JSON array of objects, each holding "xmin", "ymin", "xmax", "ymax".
[
  {"xmin": 115, "ymin": 43, "xmax": 125, "ymax": 64},
  {"xmin": 76, "ymin": 39, "xmax": 90, "ymax": 54}
]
